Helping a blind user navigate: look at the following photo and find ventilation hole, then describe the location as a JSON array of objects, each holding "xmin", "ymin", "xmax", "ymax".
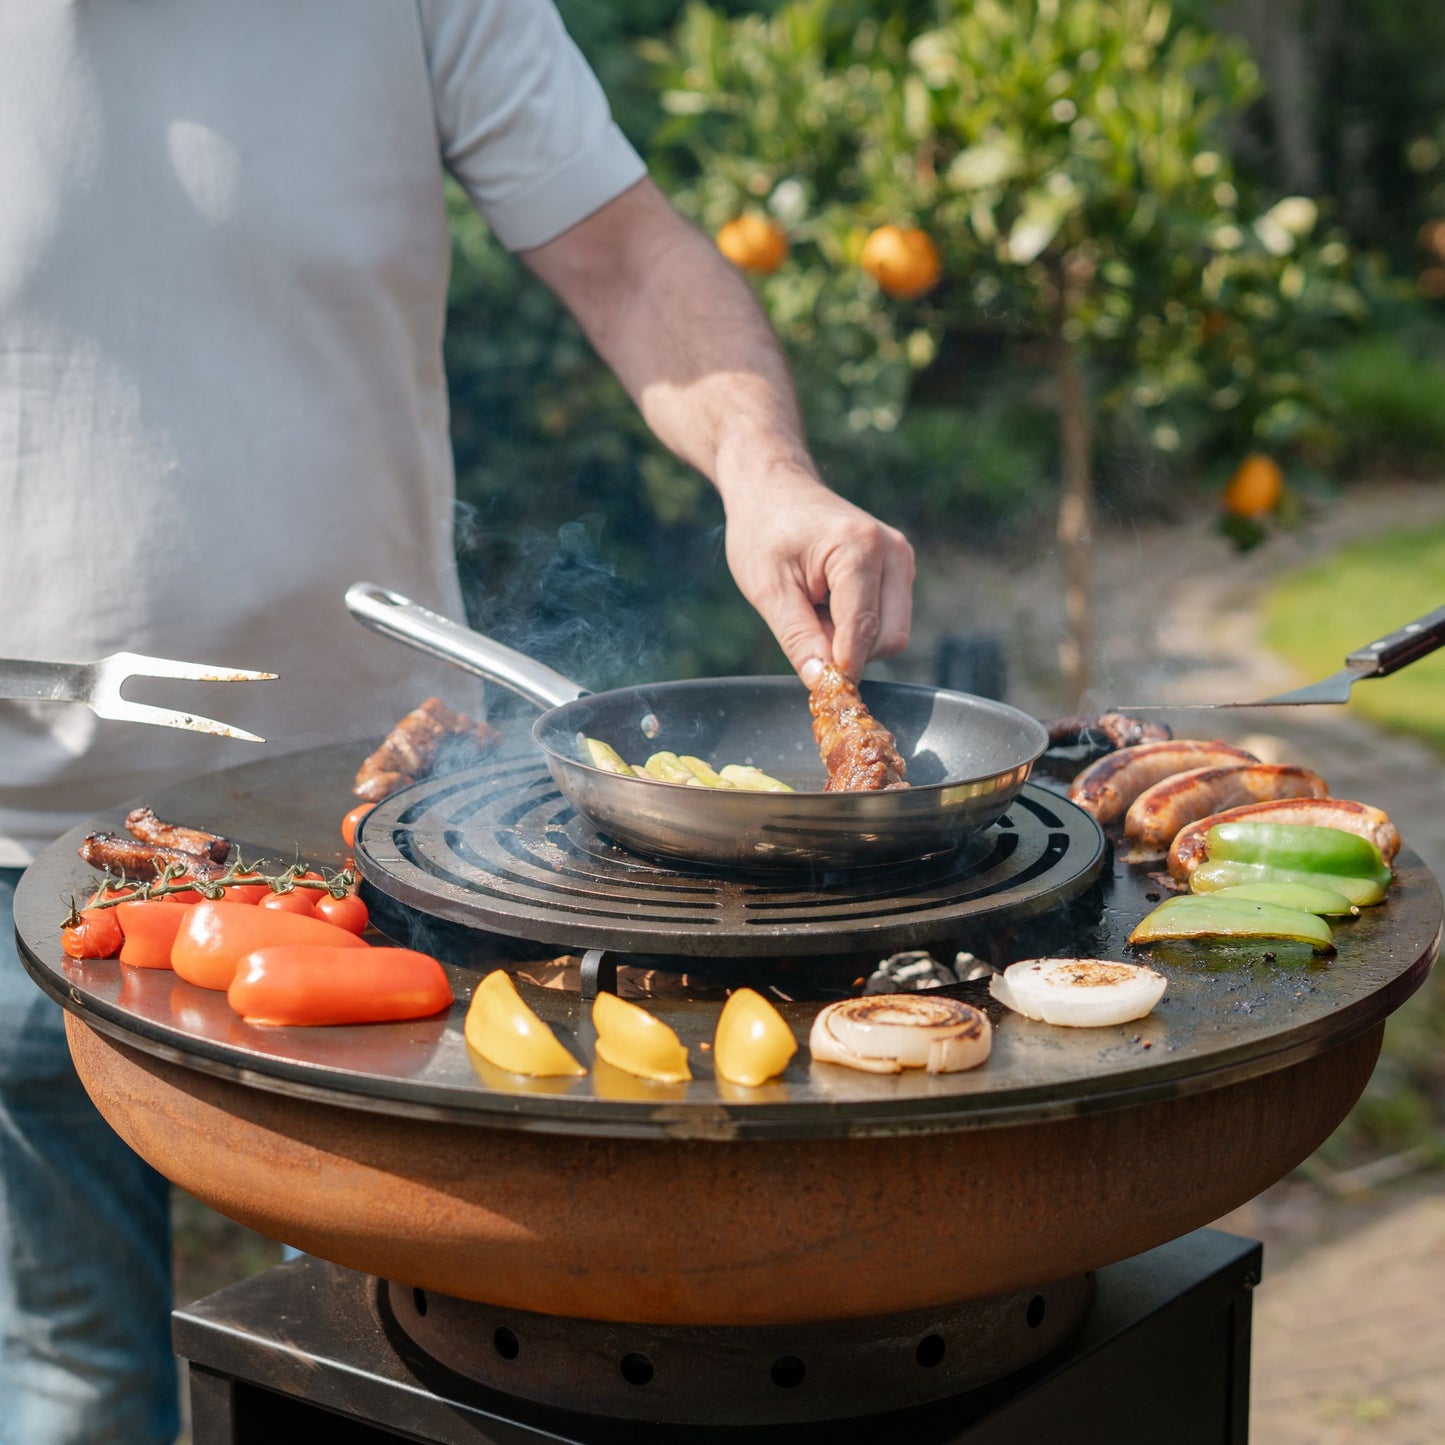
[
  {"xmin": 915, "ymin": 1334, "xmax": 946, "ymax": 1368},
  {"xmin": 411, "ymin": 1288, "xmax": 427, "ymax": 1318},
  {"xmin": 770, "ymin": 1356, "xmax": 806, "ymax": 1389},
  {"xmin": 620, "ymin": 1353, "xmax": 654, "ymax": 1386},
  {"xmin": 493, "ymin": 1326, "xmax": 520, "ymax": 1361},
  {"xmin": 1026, "ymin": 1295, "xmax": 1047, "ymax": 1329}
]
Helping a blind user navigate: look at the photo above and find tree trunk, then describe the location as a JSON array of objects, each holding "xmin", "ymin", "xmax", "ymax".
[{"xmin": 1052, "ymin": 320, "xmax": 1092, "ymax": 710}]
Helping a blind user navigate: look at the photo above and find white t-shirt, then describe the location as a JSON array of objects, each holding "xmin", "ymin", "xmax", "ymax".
[{"xmin": 0, "ymin": 0, "xmax": 647, "ymax": 864}]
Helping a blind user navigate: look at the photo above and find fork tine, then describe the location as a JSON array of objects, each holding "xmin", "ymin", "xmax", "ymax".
[
  {"xmin": 104, "ymin": 651, "xmax": 278, "ymax": 683},
  {"xmin": 87, "ymin": 696, "xmax": 267, "ymax": 742}
]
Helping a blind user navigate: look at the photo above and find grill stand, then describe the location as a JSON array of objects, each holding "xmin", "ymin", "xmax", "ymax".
[{"xmin": 176, "ymin": 1229, "xmax": 1258, "ymax": 1443}]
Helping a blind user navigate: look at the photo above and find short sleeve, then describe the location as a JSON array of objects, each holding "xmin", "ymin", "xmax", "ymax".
[{"xmin": 420, "ymin": 0, "xmax": 648, "ymax": 251}]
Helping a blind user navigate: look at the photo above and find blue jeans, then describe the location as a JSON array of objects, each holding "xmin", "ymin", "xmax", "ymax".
[{"xmin": 0, "ymin": 867, "xmax": 178, "ymax": 1445}]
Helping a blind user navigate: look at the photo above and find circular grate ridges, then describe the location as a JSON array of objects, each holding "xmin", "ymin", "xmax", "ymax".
[{"xmin": 356, "ymin": 761, "xmax": 1108, "ymax": 957}]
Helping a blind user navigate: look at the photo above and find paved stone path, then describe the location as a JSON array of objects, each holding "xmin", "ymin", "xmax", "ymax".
[{"xmin": 910, "ymin": 477, "xmax": 1445, "ymax": 1444}]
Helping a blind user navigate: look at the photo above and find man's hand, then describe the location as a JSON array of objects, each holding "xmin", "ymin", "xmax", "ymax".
[
  {"xmin": 521, "ymin": 179, "xmax": 915, "ymax": 680},
  {"xmin": 719, "ymin": 466, "xmax": 914, "ymax": 682}
]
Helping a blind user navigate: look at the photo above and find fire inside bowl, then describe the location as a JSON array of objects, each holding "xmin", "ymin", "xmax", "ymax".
[{"xmin": 15, "ymin": 740, "xmax": 1441, "ymax": 1327}]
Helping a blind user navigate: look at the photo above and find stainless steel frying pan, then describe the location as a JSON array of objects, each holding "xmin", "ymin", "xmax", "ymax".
[{"xmin": 345, "ymin": 583, "xmax": 1049, "ymax": 869}]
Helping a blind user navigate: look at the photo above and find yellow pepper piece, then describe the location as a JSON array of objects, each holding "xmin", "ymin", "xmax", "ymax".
[
  {"xmin": 465, "ymin": 972, "xmax": 586, "ymax": 1078},
  {"xmin": 592, "ymin": 991, "xmax": 692, "ymax": 1083},
  {"xmin": 713, "ymin": 987, "xmax": 797, "ymax": 1087}
]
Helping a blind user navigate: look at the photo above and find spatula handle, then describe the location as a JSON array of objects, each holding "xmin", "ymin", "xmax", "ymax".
[{"xmin": 1345, "ymin": 603, "xmax": 1445, "ymax": 677}]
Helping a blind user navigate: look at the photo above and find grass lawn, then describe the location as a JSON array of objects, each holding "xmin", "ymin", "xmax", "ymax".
[{"xmin": 1262, "ymin": 521, "xmax": 1445, "ymax": 750}]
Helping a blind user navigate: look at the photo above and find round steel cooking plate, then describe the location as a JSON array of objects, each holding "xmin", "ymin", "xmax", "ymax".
[
  {"xmin": 14, "ymin": 741, "xmax": 1441, "ymax": 1143},
  {"xmin": 352, "ymin": 757, "xmax": 1107, "ymax": 956}
]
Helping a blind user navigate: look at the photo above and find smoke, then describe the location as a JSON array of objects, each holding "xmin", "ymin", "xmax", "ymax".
[{"xmin": 455, "ymin": 504, "xmax": 661, "ymax": 698}]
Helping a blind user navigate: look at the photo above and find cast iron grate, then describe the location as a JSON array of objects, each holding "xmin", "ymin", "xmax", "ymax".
[{"xmin": 355, "ymin": 759, "xmax": 1107, "ymax": 957}]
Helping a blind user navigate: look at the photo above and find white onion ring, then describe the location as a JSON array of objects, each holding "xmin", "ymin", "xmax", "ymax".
[
  {"xmin": 989, "ymin": 958, "xmax": 1166, "ymax": 1028},
  {"xmin": 809, "ymin": 994, "xmax": 991, "ymax": 1074}
]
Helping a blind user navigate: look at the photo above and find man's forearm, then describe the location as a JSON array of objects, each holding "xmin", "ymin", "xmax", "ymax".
[
  {"xmin": 520, "ymin": 177, "xmax": 914, "ymax": 676},
  {"xmin": 520, "ymin": 179, "xmax": 815, "ymax": 499}
]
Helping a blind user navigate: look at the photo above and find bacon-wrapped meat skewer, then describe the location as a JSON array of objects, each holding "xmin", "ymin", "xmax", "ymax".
[{"xmin": 808, "ymin": 664, "xmax": 908, "ymax": 792}]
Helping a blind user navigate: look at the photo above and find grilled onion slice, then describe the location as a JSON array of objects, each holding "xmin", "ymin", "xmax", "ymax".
[
  {"xmin": 809, "ymin": 994, "xmax": 991, "ymax": 1074},
  {"xmin": 989, "ymin": 959, "xmax": 1166, "ymax": 1028}
]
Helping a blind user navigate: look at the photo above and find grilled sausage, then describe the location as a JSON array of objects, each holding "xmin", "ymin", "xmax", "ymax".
[
  {"xmin": 1124, "ymin": 763, "xmax": 1329, "ymax": 852},
  {"xmin": 1067, "ymin": 739, "xmax": 1259, "ymax": 824},
  {"xmin": 808, "ymin": 664, "xmax": 908, "ymax": 792},
  {"xmin": 353, "ymin": 697, "xmax": 501, "ymax": 803},
  {"xmin": 1168, "ymin": 797, "xmax": 1402, "ymax": 880},
  {"xmin": 124, "ymin": 806, "xmax": 231, "ymax": 864},
  {"xmin": 79, "ymin": 832, "xmax": 228, "ymax": 881}
]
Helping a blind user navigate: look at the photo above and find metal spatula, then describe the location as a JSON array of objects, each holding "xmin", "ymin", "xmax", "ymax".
[
  {"xmin": 1119, "ymin": 603, "xmax": 1445, "ymax": 710},
  {"xmin": 0, "ymin": 652, "xmax": 277, "ymax": 740}
]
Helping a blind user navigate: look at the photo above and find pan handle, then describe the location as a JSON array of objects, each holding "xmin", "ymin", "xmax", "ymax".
[{"xmin": 344, "ymin": 583, "xmax": 589, "ymax": 711}]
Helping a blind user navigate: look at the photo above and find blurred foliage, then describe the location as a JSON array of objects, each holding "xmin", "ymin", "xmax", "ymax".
[
  {"xmin": 442, "ymin": 0, "xmax": 1442, "ymax": 683},
  {"xmin": 646, "ymin": 0, "xmax": 1369, "ymax": 526}
]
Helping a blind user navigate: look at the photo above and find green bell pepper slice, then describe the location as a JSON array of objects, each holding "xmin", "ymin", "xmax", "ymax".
[
  {"xmin": 1204, "ymin": 822, "xmax": 1388, "ymax": 878},
  {"xmin": 1206, "ymin": 882, "xmax": 1359, "ymax": 917},
  {"xmin": 1129, "ymin": 893, "xmax": 1335, "ymax": 952},
  {"xmin": 1189, "ymin": 858, "xmax": 1389, "ymax": 908}
]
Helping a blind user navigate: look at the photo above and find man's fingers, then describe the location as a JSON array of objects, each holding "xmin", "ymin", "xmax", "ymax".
[
  {"xmin": 753, "ymin": 584, "xmax": 835, "ymax": 681},
  {"xmin": 825, "ymin": 549, "xmax": 884, "ymax": 680}
]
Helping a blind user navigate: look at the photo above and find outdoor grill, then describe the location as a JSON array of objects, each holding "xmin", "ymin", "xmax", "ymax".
[{"xmin": 14, "ymin": 731, "xmax": 1442, "ymax": 1441}]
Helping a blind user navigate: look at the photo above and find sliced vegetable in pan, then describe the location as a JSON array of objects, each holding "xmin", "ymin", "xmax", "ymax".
[{"xmin": 580, "ymin": 737, "xmax": 792, "ymax": 792}]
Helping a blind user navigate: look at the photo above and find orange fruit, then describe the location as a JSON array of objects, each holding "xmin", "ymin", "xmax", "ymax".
[
  {"xmin": 716, "ymin": 214, "xmax": 789, "ymax": 274},
  {"xmin": 860, "ymin": 225, "xmax": 942, "ymax": 299},
  {"xmin": 1221, "ymin": 454, "xmax": 1284, "ymax": 518}
]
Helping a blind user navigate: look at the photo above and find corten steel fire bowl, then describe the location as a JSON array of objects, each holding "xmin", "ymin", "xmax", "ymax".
[{"xmin": 17, "ymin": 741, "xmax": 1442, "ymax": 1328}]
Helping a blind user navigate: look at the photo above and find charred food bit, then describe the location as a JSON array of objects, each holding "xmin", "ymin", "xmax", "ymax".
[
  {"xmin": 124, "ymin": 806, "xmax": 231, "ymax": 864},
  {"xmin": 807, "ymin": 664, "xmax": 908, "ymax": 792},
  {"xmin": 1044, "ymin": 713, "xmax": 1173, "ymax": 753},
  {"xmin": 352, "ymin": 696, "xmax": 501, "ymax": 802},
  {"xmin": 78, "ymin": 832, "xmax": 228, "ymax": 881}
]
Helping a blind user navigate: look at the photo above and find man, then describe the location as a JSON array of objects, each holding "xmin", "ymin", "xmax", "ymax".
[{"xmin": 0, "ymin": 2, "xmax": 914, "ymax": 1439}]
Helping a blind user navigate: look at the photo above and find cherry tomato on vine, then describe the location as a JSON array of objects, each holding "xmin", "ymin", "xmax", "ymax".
[
  {"xmin": 341, "ymin": 804, "xmax": 373, "ymax": 850},
  {"xmin": 313, "ymin": 891, "xmax": 369, "ymax": 935},
  {"xmin": 221, "ymin": 872, "xmax": 270, "ymax": 906},
  {"xmin": 260, "ymin": 889, "xmax": 318, "ymax": 918},
  {"xmin": 60, "ymin": 904, "xmax": 124, "ymax": 960}
]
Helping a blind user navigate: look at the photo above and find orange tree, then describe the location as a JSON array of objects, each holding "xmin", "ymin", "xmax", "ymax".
[{"xmin": 646, "ymin": 0, "xmax": 1365, "ymax": 704}]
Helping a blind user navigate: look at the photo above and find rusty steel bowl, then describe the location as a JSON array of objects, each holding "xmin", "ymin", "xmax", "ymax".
[
  {"xmin": 17, "ymin": 741, "xmax": 1441, "ymax": 1326},
  {"xmin": 66, "ymin": 1017, "xmax": 1381, "ymax": 1325}
]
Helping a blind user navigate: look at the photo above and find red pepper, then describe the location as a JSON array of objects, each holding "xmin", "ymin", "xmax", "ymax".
[
  {"xmin": 227, "ymin": 946, "xmax": 452, "ymax": 1026},
  {"xmin": 115, "ymin": 898, "xmax": 189, "ymax": 970},
  {"xmin": 171, "ymin": 900, "xmax": 367, "ymax": 991}
]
